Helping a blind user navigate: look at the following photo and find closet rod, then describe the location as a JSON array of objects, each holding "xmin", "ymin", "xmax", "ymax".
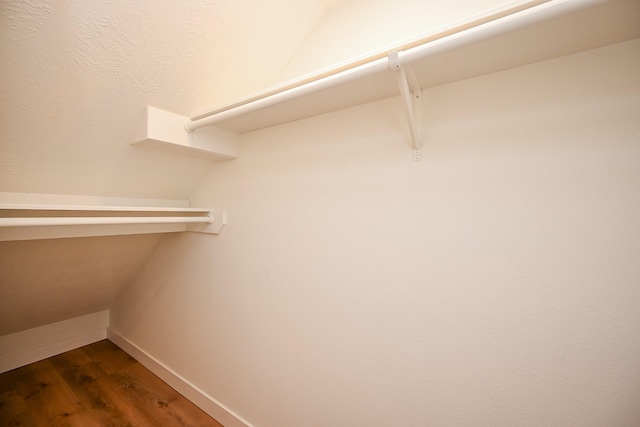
[
  {"xmin": 185, "ymin": 57, "xmax": 389, "ymax": 131},
  {"xmin": 183, "ymin": 0, "xmax": 593, "ymax": 133},
  {"xmin": 398, "ymin": 0, "xmax": 601, "ymax": 64},
  {"xmin": 0, "ymin": 216, "xmax": 213, "ymax": 228}
]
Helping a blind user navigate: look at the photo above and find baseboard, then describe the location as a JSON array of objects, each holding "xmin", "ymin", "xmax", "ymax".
[
  {"xmin": 107, "ymin": 328, "xmax": 253, "ymax": 427},
  {"xmin": 0, "ymin": 310, "xmax": 110, "ymax": 373}
]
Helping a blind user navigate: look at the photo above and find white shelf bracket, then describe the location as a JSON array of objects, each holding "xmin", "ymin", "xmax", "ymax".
[
  {"xmin": 131, "ymin": 106, "xmax": 239, "ymax": 161},
  {"xmin": 389, "ymin": 52, "xmax": 422, "ymax": 161},
  {"xmin": 186, "ymin": 209, "xmax": 227, "ymax": 235}
]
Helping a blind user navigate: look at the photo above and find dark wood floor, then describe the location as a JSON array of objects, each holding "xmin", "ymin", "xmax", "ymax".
[{"xmin": 0, "ymin": 339, "xmax": 223, "ymax": 426}]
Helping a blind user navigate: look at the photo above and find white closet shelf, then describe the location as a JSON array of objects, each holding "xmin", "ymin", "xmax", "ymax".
[
  {"xmin": 187, "ymin": 0, "xmax": 640, "ymax": 133},
  {"xmin": 133, "ymin": 0, "xmax": 639, "ymax": 160},
  {"xmin": 0, "ymin": 196, "xmax": 227, "ymax": 241},
  {"xmin": 0, "ymin": 204, "xmax": 212, "ymax": 213}
]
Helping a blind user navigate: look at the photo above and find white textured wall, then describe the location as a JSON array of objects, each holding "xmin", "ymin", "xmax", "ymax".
[
  {"xmin": 0, "ymin": 0, "xmax": 325, "ymax": 337},
  {"xmin": 0, "ymin": 0, "xmax": 324, "ymax": 199},
  {"xmin": 111, "ymin": 39, "xmax": 640, "ymax": 426}
]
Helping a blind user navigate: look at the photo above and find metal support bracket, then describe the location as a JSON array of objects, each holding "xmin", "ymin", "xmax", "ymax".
[{"xmin": 389, "ymin": 52, "xmax": 422, "ymax": 161}]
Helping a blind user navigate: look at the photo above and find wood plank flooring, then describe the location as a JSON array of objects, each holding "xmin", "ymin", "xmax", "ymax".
[{"xmin": 0, "ymin": 339, "xmax": 224, "ymax": 426}]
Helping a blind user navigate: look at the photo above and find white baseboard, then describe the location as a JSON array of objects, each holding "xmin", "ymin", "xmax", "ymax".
[
  {"xmin": 107, "ymin": 328, "xmax": 253, "ymax": 427},
  {"xmin": 0, "ymin": 310, "xmax": 110, "ymax": 373}
]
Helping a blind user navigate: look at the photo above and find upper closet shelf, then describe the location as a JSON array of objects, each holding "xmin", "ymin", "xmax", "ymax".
[{"xmin": 132, "ymin": 0, "xmax": 640, "ymax": 159}]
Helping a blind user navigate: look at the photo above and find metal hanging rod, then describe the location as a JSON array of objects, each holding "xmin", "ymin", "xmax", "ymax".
[
  {"xmin": 0, "ymin": 215, "xmax": 213, "ymax": 228},
  {"xmin": 0, "ymin": 203, "xmax": 211, "ymax": 213},
  {"xmin": 184, "ymin": 57, "xmax": 389, "ymax": 132},
  {"xmin": 183, "ymin": 0, "xmax": 593, "ymax": 133}
]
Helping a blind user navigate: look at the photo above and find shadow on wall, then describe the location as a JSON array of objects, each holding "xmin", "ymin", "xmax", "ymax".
[{"xmin": 0, "ymin": 233, "xmax": 164, "ymax": 335}]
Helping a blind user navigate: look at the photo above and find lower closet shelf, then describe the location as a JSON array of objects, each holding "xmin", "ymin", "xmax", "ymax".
[{"xmin": 0, "ymin": 204, "xmax": 226, "ymax": 241}]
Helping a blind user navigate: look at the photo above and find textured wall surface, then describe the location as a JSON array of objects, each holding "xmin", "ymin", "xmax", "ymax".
[
  {"xmin": 0, "ymin": 0, "xmax": 324, "ymax": 199},
  {"xmin": 0, "ymin": 0, "xmax": 325, "ymax": 334},
  {"xmin": 112, "ymin": 39, "xmax": 640, "ymax": 426},
  {"xmin": 4, "ymin": 1, "xmax": 640, "ymax": 426},
  {"xmin": 0, "ymin": 0, "xmax": 510, "ymax": 336}
]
